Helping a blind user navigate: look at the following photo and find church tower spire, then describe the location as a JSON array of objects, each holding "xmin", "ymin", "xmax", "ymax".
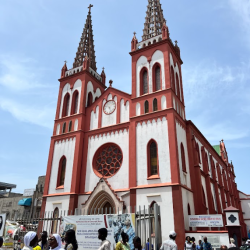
[
  {"xmin": 142, "ymin": 0, "xmax": 166, "ymax": 41},
  {"xmin": 73, "ymin": 4, "xmax": 97, "ymax": 71}
]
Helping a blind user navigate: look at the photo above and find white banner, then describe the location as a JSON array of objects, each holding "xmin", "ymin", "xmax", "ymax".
[
  {"xmin": 60, "ymin": 214, "xmax": 135, "ymax": 250},
  {"xmin": 189, "ymin": 215, "xmax": 223, "ymax": 227},
  {"xmin": 0, "ymin": 213, "xmax": 6, "ymax": 236}
]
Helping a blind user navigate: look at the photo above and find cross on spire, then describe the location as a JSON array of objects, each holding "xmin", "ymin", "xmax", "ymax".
[
  {"xmin": 142, "ymin": 0, "xmax": 166, "ymax": 41},
  {"xmin": 73, "ymin": 5, "xmax": 97, "ymax": 71},
  {"xmin": 64, "ymin": 60, "xmax": 67, "ymax": 64},
  {"xmin": 133, "ymin": 32, "xmax": 136, "ymax": 36},
  {"xmin": 88, "ymin": 4, "xmax": 93, "ymax": 12}
]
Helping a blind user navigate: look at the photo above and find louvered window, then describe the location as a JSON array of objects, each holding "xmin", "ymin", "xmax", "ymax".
[
  {"xmin": 143, "ymin": 71, "xmax": 148, "ymax": 94},
  {"xmin": 155, "ymin": 66, "xmax": 161, "ymax": 91},
  {"xmin": 150, "ymin": 141, "xmax": 158, "ymax": 175},
  {"xmin": 145, "ymin": 100, "xmax": 149, "ymax": 114},
  {"xmin": 153, "ymin": 98, "xmax": 158, "ymax": 111},
  {"xmin": 59, "ymin": 158, "xmax": 66, "ymax": 186},
  {"xmin": 68, "ymin": 121, "xmax": 72, "ymax": 132},
  {"xmin": 74, "ymin": 92, "xmax": 79, "ymax": 114}
]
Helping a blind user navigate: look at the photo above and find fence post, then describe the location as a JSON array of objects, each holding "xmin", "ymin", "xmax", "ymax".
[
  {"xmin": 154, "ymin": 203, "xmax": 159, "ymax": 250},
  {"xmin": 139, "ymin": 206, "xmax": 141, "ymax": 239},
  {"xmin": 149, "ymin": 205, "xmax": 152, "ymax": 250}
]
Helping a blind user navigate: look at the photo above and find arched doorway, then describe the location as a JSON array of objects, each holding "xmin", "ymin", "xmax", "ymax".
[
  {"xmin": 103, "ymin": 202, "xmax": 112, "ymax": 213},
  {"xmin": 88, "ymin": 191, "xmax": 116, "ymax": 214},
  {"xmin": 233, "ymin": 234, "xmax": 238, "ymax": 247}
]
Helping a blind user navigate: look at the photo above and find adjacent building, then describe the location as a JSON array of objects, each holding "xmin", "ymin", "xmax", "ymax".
[{"xmin": 0, "ymin": 176, "xmax": 45, "ymax": 220}]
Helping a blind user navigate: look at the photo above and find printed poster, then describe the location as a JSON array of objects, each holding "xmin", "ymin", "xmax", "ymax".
[
  {"xmin": 60, "ymin": 213, "xmax": 135, "ymax": 250},
  {"xmin": 0, "ymin": 213, "xmax": 6, "ymax": 236}
]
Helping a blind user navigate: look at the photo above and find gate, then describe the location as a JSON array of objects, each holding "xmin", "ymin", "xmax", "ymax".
[{"xmin": 8, "ymin": 204, "xmax": 161, "ymax": 250}]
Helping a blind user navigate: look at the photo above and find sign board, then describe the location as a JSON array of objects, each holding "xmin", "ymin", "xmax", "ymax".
[
  {"xmin": 208, "ymin": 236, "xmax": 221, "ymax": 248},
  {"xmin": 23, "ymin": 189, "xmax": 35, "ymax": 197},
  {"xmin": 0, "ymin": 213, "xmax": 6, "ymax": 236},
  {"xmin": 189, "ymin": 215, "xmax": 223, "ymax": 227},
  {"xmin": 60, "ymin": 214, "xmax": 136, "ymax": 250}
]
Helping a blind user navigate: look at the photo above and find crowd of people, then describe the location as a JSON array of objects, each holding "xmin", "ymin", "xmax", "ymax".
[{"xmin": 0, "ymin": 229, "xmax": 250, "ymax": 250}]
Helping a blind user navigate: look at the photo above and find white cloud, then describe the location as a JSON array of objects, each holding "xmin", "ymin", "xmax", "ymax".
[
  {"xmin": 183, "ymin": 60, "xmax": 250, "ymax": 106},
  {"xmin": 183, "ymin": 60, "xmax": 250, "ymax": 143},
  {"xmin": 228, "ymin": 0, "xmax": 250, "ymax": 41},
  {"xmin": 194, "ymin": 118, "xmax": 248, "ymax": 142},
  {"xmin": 0, "ymin": 98, "xmax": 54, "ymax": 129},
  {"xmin": 0, "ymin": 55, "xmax": 48, "ymax": 91}
]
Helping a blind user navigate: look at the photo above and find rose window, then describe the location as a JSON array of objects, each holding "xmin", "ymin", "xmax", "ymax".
[{"xmin": 93, "ymin": 143, "xmax": 123, "ymax": 178}]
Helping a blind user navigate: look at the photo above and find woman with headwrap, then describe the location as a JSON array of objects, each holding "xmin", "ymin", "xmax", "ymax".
[
  {"xmin": 23, "ymin": 231, "xmax": 39, "ymax": 250},
  {"xmin": 48, "ymin": 234, "xmax": 64, "ymax": 250}
]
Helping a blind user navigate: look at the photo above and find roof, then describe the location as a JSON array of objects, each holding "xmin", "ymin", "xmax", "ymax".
[
  {"xmin": 224, "ymin": 206, "xmax": 240, "ymax": 212},
  {"xmin": 18, "ymin": 198, "xmax": 32, "ymax": 206},
  {"xmin": 0, "ymin": 182, "xmax": 16, "ymax": 190},
  {"xmin": 213, "ymin": 145, "xmax": 220, "ymax": 155}
]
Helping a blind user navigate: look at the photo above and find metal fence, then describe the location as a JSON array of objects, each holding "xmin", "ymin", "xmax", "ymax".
[{"xmin": 8, "ymin": 204, "xmax": 161, "ymax": 250}]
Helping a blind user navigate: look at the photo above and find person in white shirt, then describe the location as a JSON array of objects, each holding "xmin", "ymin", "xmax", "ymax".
[
  {"xmin": 185, "ymin": 236, "xmax": 194, "ymax": 250},
  {"xmin": 228, "ymin": 238, "xmax": 236, "ymax": 248},
  {"xmin": 48, "ymin": 234, "xmax": 64, "ymax": 250},
  {"xmin": 98, "ymin": 228, "xmax": 111, "ymax": 250},
  {"xmin": 160, "ymin": 231, "xmax": 178, "ymax": 250},
  {"xmin": 22, "ymin": 231, "xmax": 38, "ymax": 250}
]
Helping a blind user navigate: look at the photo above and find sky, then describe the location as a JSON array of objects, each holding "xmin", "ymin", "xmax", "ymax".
[{"xmin": 0, "ymin": 0, "xmax": 249, "ymax": 194}]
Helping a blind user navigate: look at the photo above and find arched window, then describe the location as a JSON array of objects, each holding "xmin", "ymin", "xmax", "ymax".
[
  {"xmin": 62, "ymin": 93, "xmax": 70, "ymax": 117},
  {"xmin": 202, "ymin": 186, "xmax": 207, "ymax": 207},
  {"xmin": 140, "ymin": 69, "xmax": 148, "ymax": 95},
  {"xmin": 153, "ymin": 65, "xmax": 161, "ymax": 91},
  {"xmin": 148, "ymin": 140, "xmax": 158, "ymax": 176},
  {"xmin": 68, "ymin": 121, "xmax": 72, "ymax": 132},
  {"xmin": 170, "ymin": 66, "xmax": 175, "ymax": 93},
  {"xmin": 181, "ymin": 143, "xmax": 186, "ymax": 172},
  {"xmin": 144, "ymin": 100, "xmax": 149, "ymax": 114},
  {"xmin": 196, "ymin": 143, "xmax": 201, "ymax": 163},
  {"xmin": 52, "ymin": 207, "xmax": 59, "ymax": 234},
  {"xmin": 87, "ymin": 92, "xmax": 93, "ymax": 107},
  {"xmin": 150, "ymin": 201, "xmax": 157, "ymax": 234},
  {"xmin": 57, "ymin": 156, "xmax": 66, "ymax": 187},
  {"xmin": 71, "ymin": 90, "xmax": 79, "ymax": 115},
  {"xmin": 188, "ymin": 204, "xmax": 191, "ymax": 215},
  {"xmin": 62, "ymin": 122, "xmax": 66, "ymax": 133},
  {"xmin": 153, "ymin": 98, "xmax": 158, "ymax": 111},
  {"xmin": 176, "ymin": 73, "xmax": 180, "ymax": 97},
  {"xmin": 188, "ymin": 203, "xmax": 192, "ymax": 231}
]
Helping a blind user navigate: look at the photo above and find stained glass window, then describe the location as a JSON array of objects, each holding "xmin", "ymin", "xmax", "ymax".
[{"xmin": 93, "ymin": 144, "xmax": 123, "ymax": 178}]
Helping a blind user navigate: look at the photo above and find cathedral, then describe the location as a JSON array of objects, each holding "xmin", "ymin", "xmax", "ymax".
[{"xmin": 41, "ymin": 0, "xmax": 248, "ymax": 247}]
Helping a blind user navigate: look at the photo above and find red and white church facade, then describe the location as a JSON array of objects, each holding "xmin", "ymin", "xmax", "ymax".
[{"xmin": 41, "ymin": 0, "xmax": 248, "ymax": 247}]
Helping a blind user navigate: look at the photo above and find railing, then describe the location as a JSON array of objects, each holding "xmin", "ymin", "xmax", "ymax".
[
  {"xmin": 89, "ymin": 67, "xmax": 102, "ymax": 82},
  {"xmin": 65, "ymin": 65, "xmax": 83, "ymax": 76},
  {"xmin": 65, "ymin": 66, "xmax": 102, "ymax": 83},
  {"xmin": 6, "ymin": 204, "xmax": 161, "ymax": 250},
  {"xmin": 137, "ymin": 34, "xmax": 162, "ymax": 50}
]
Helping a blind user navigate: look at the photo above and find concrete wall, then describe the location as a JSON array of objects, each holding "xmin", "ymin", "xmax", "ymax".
[
  {"xmin": 48, "ymin": 138, "xmax": 76, "ymax": 194},
  {"xmin": 136, "ymin": 117, "xmax": 171, "ymax": 185},
  {"xmin": 44, "ymin": 195, "xmax": 70, "ymax": 213},
  {"xmin": 136, "ymin": 50, "xmax": 166, "ymax": 97},
  {"xmin": 59, "ymin": 79, "xmax": 82, "ymax": 118},
  {"xmin": 186, "ymin": 233, "xmax": 229, "ymax": 249},
  {"xmin": 85, "ymin": 129, "xmax": 129, "ymax": 192},
  {"xmin": 101, "ymin": 95, "xmax": 117, "ymax": 127},
  {"xmin": 176, "ymin": 122, "xmax": 191, "ymax": 188},
  {"xmin": 136, "ymin": 186, "xmax": 174, "ymax": 242},
  {"xmin": 182, "ymin": 188, "xmax": 195, "ymax": 231}
]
